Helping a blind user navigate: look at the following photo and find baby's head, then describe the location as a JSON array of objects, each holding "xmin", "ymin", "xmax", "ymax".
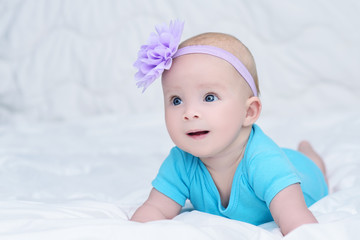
[
  {"xmin": 176, "ymin": 32, "xmax": 260, "ymax": 96},
  {"xmin": 134, "ymin": 22, "xmax": 262, "ymax": 157},
  {"xmin": 160, "ymin": 32, "xmax": 262, "ymax": 158}
]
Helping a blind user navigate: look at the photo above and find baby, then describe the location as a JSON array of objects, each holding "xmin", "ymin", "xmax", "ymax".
[{"xmin": 131, "ymin": 20, "xmax": 328, "ymax": 236}]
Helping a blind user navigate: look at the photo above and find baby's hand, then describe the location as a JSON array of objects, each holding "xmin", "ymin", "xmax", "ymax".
[{"xmin": 131, "ymin": 188, "xmax": 182, "ymax": 222}]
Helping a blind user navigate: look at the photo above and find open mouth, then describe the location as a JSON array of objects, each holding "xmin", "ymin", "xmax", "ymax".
[{"xmin": 187, "ymin": 131, "xmax": 210, "ymax": 136}]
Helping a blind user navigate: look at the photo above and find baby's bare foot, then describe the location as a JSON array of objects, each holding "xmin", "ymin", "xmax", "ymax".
[{"xmin": 298, "ymin": 141, "xmax": 328, "ymax": 185}]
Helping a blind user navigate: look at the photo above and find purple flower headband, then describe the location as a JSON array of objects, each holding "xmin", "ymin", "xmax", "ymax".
[
  {"xmin": 133, "ymin": 20, "xmax": 184, "ymax": 92},
  {"xmin": 134, "ymin": 20, "xmax": 258, "ymax": 97}
]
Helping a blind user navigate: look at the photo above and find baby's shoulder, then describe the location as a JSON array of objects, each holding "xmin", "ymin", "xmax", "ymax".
[
  {"xmin": 242, "ymin": 126, "xmax": 291, "ymax": 179},
  {"xmin": 167, "ymin": 147, "xmax": 199, "ymax": 178}
]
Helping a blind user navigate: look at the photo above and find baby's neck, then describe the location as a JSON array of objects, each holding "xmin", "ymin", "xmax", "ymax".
[
  {"xmin": 200, "ymin": 126, "xmax": 252, "ymax": 208},
  {"xmin": 201, "ymin": 141, "xmax": 247, "ymax": 208},
  {"xmin": 200, "ymin": 125, "xmax": 250, "ymax": 173}
]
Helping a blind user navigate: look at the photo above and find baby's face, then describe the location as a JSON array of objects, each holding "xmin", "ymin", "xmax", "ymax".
[{"xmin": 162, "ymin": 53, "xmax": 251, "ymax": 158}]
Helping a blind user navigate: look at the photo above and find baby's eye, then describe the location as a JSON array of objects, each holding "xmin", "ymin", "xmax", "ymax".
[
  {"xmin": 204, "ymin": 94, "xmax": 219, "ymax": 102},
  {"xmin": 172, "ymin": 97, "xmax": 183, "ymax": 106}
]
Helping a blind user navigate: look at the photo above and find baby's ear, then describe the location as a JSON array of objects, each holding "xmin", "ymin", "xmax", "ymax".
[{"xmin": 243, "ymin": 97, "xmax": 262, "ymax": 127}]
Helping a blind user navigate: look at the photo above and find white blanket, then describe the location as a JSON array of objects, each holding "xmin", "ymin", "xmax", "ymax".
[{"xmin": 0, "ymin": 0, "xmax": 359, "ymax": 239}]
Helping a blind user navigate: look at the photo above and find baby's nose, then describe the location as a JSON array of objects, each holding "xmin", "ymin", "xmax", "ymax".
[{"xmin": 183, "ymin": 110, "xmax": 200, "ymax": 120}]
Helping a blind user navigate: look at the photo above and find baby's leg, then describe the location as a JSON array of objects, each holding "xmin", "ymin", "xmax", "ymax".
[{"xmin": 298, "ymin": 141, "xmax": 328, "ymax": 186}]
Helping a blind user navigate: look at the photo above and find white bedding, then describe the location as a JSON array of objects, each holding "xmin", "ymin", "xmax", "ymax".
[{"xmin": 0, "ymin": 0, "xmax": 359, "ymax": 239}]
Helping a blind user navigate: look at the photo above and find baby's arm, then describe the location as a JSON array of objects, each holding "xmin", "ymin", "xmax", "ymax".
[
  {"xmin": 269, "ymin": 183, "xmax": 318, "ymax": 236},
  {"xmin": 131, "ymin": 188, "xmax": 182, "ymax": 222}
]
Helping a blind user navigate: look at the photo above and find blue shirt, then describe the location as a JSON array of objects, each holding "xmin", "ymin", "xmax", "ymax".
[{"xmin": 152, "ymin": 124, "xmax": 328, "ymax": 225}]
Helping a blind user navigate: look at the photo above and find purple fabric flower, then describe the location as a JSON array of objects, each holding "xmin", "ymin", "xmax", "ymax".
[{"xmin": 134, "ymin": 20, "xmax": 184, "ymax": 92}]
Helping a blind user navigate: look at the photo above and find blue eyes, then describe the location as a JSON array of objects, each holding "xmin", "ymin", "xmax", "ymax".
[
  {"xmin": 171, "ymin": 94, "xmax": 218, "ymax": 106},
  {"xmin": 204, "ymin": 94, "xmax": 218, "ymax": 102},
  {"xmin": 172, "ymin": 97, "xmax": 182, "ymax": 106}
]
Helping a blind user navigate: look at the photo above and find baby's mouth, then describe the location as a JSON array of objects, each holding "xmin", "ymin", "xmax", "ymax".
[{"xmin": 187, "ymin": 130, "xmax": 210, "ymax": 136}]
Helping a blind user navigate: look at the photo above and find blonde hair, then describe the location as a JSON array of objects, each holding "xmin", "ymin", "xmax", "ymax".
[{"xmin": 179, "ymin": 32, "xmax": 260, "ymax": 95}]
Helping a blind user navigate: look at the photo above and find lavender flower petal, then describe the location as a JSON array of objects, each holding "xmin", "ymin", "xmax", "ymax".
[{"xmin": 134, "ymin": 20, "xmax": 184, "ymax": 92}]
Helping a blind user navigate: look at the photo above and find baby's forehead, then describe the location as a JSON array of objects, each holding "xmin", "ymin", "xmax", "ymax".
[
  {"xmin": 163, "ymin": 60, "xmax": 246, "ymax": 93},
  {"xmin": 162, "ymin": 79, "xmax": 242, "ymax": 97},
  {"xmin": 166, "ymin": 53, "xmax": 240, "ymax": 78},
  {"xmin": 163, "ymin": 54, "xmax": 254, "ymax": 98}
]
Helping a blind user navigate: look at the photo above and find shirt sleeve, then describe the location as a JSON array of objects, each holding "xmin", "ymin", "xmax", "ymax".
[
  {"xmin": 152, "ymin": 147, "xmax": 191, "ymax": 206},
  {"xmin": 247, "ymin": 149, "xmax": 301, "ymax": 208}
]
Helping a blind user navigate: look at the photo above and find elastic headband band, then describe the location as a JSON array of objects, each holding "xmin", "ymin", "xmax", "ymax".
[
  {"xmin": 173, "ymin": 45, "xmax": 258, "ymax": 97},
  {"xmin": 133, "ymin": 20, "xmax": 258, "ymax": 96}
]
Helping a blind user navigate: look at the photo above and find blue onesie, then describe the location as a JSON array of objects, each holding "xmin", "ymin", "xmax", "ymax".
[{"xmin": 152, "ymin": 124, "xmax": 328, "ymax": 225}]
